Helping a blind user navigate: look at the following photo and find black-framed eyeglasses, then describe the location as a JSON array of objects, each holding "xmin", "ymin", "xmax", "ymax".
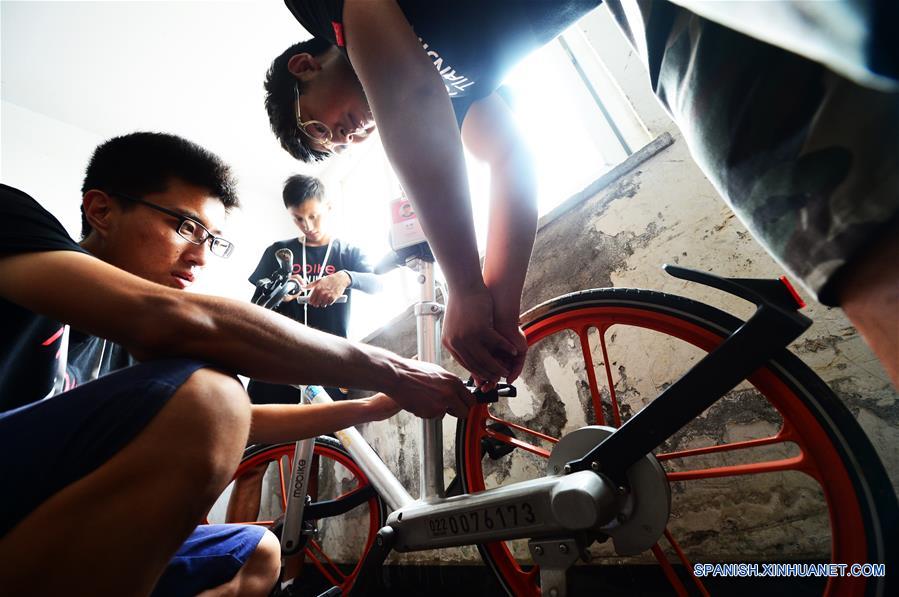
[{"xmin": 111, "ymin": 192, "xmax": 235, "ymax": 258}]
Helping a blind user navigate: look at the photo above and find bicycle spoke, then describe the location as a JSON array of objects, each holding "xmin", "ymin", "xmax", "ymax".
[
  {"xmin": 305, "ymin": 539, "xmax": 348, "ymax": 588},
  {"xmin": 278, "ymin": 456, "xmax": 289, "ymax": 512},
  {"xmin": 578, "ymin": 327, "xmax": 605, "ymax": 425},
  {"xmin": 486, "ymin": 429, "xmax": 550, "ymax": 459},
  {"xmin": 651, "ymin": 543, "xmax": 690, "ymax": 597},
  {"xmin": 597, "ymin": 326, "xmax": 622, "ymax": 427},
  {"xmin": 666, "ymin": 453, "xmax": 807, "ymax": 482},
  {"xmin": 664, "ymin": 528, "xmax": 710, "ymax": 597},
  {"xmin": 486, "ymin": 413, "xmax": 560, "ymax": 445},
  {"xmin": 660, "ymin": 424, "xmax": 812, "ymax": 479},
  {"xmin": 656, "ymin": 433, "xmax": 789, "ymax": 462},
  {"xmin": 483, "ymin": 418, "xmax": 554, "ymax": 459},
  {"xmin": 332, "ymin": 485, "xmax": 365, "ymax": 502},
  {"xmin": 499, "ymin": 541, "xmax": 539, "ymax": 580}
]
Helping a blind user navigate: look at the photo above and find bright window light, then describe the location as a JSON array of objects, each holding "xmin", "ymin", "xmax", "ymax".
[{"xmin": 340, "ymin": 34, "xmax": 643, "ymax": 341}]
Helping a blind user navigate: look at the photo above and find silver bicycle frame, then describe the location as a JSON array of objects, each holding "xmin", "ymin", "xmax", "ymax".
[
  {"xmin": 330, "ymin": 414, "xmax": 414, "ymax": 512},
  {"xmin": 280, "ymin": 388, "xmax": 316, "ymax": 556},
  {"xmin": 304, "ymin": 257, "xmax": 443, "ymax": 508},
  {"xmin": 296, "ymin": 256, "xmax": 668, "ymax": 596},
  {"xmin": 413, "ymin": 259, "xmax": 446, "ymax": 500},
  {"xmin": 303, "ymin": 256, "xmax": 464, "ymax": 511},
  {"xmin": 304, "ymin": 257, "xmax": 647, "ymax": 545}
]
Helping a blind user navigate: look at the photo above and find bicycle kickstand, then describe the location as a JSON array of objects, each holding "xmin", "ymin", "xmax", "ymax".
[{"xmin": 529, "ymin": 537, "xmax": 581, "ymax": 597}]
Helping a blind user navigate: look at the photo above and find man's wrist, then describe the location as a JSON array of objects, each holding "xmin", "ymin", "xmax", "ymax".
[
  {"xmin": 357, "ymin": 343, "xmax": 405, "ymax": 395},
  {"xmin": 485, "ymin": 281, "xmax": 523, "ymax": 323},
  {"xmin": 360, "ymin": 395, "xmax": 383, "ymax": 421},
  {"xmin": 493, "ymin": 299, "xmax": 522, "ymax": 325},
  {"xmin": 447, "ymin": 274, "xmax": 488, "ymax": 296}
]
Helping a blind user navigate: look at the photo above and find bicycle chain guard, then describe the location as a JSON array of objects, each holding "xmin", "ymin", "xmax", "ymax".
[{"xmin": 547, "ymin": 425, "xmax": 670, "ymax": 556}]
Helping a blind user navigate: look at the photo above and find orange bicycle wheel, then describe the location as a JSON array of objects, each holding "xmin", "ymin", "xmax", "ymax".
[
  {"xmin": 457, "ymin": 288, "xmax": 896, "ymax": 596},
  {"xmin": 228, "ymin": 435, "xmax": 385, "ymax": 595}
]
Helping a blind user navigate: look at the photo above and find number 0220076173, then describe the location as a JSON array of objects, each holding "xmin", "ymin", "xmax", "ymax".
[{"xmin": 427, "ymin": 502, "xmax": 538, "ymax": 538}]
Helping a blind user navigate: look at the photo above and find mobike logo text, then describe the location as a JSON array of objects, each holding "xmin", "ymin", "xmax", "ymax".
[
  {"xmin": 292, "ymin": 458, "xmax": 308, "ymax": 499},
  {"xmin": 292, "ymin": 263, "xmax": 337, "ymax": 276}
]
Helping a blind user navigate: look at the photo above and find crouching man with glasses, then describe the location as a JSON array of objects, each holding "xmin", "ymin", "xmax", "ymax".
[{"xmin": 0, "ymin": 131, "xmax": 474, "ymax": 596}]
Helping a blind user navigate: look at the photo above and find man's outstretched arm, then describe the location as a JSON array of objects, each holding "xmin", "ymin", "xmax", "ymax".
[
  {"xmin": 457, "ymin": 92, "xmax": 538, "ymax": 385},
  {"xmin": 342, "ymin": 0, "xmax": 518, "ymax": 383},
  {"xmin": 249, "ymin": 393, "xmax": 400, "ymax": 444},
  {"xmin": 0, "ymin": 249, "xmax": 472, "ymax": 418}
]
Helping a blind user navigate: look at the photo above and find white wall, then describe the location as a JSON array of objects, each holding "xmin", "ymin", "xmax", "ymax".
[{"xmin": 1, "ymin": 0, "xmax": 324, "ymax": 300}]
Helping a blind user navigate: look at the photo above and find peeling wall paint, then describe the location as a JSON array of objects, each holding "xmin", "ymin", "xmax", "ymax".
[
  {"xmin": 351, "ymin": 130, "xmax": 897, "ymax": 566},
  {"xmin": 317, "ymin": 5, "xmax": 897, "ymax": 567}
]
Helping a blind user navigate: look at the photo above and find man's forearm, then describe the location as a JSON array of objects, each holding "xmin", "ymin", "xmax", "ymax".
[
  {"xmin": 344, "ymin": 0, "xmax": 484, "ymax": 295},
  {"xmin": 249, "ymin": 400, "xmax": 376, "ymax": 444},
  {"xmin": 142, "ymin": 291, "xmax": 400, "ymax": 393},
  {"xmin": 0, "ymin": 249, "xmax": 471, "ymax": 418},
  {"xmin": 371, "ymin": 85, "xmax": 484, "ymax": 293},
  {"xmin": 0, "ymin": 250, "xmax": 392, "ymax": 391},
  {"xmin": 344, "ymin": 270, "xmax": 382, "ymax": 294},
  {"xmin": 482, "ymin": 153, "xmax": 538, "ymax": 323}
]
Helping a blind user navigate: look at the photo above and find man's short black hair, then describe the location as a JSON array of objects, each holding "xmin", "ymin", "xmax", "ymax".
[
  {"xmin": 264, "ymin": 38, "xmax": 334, "ymax": 164},
  {"xmin": 283, "ymin": 174, "xmax": 326, "ymax": 209},
  {"xmin": 80, "ymin": 132, "xmax": 239, "ymax": 239}
]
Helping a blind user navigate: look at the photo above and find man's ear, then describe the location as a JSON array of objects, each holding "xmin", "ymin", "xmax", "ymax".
[
  {"xmin": 82, "ymin": 190, "xmax": 116, "ymax": 239},
  {"xmin": 287, "ymin": 53, "xmax": 322, "ymax": 82}
]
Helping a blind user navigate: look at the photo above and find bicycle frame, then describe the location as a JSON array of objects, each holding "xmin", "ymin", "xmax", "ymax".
[{"xmin": 279, "ymin": 256, "xmax": 811, "ymax": 596}]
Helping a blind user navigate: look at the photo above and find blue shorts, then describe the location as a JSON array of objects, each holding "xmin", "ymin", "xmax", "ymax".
[
  {"xmin": 0, "ymin": 358, "xmax": 208, "ymax": 537},
  {"xmin": 152, "ymin": 524, "xmax": 269, "ymax": 597}
]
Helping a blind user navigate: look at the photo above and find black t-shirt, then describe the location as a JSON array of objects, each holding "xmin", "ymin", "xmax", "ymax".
[
  {"xmin": 66, "ymin": 332, "xmax": 136, "ymax": 385},
  {"xmin": 248, "ymin": 237, "xmax": 380, "ymax": 339},
  {"xmin": 0, "ymin": 184, "xmax": 92, "ymax": 412},
  {"xmin": 284, "ymin": 0, "xmax": 600, "ymax": 126}
]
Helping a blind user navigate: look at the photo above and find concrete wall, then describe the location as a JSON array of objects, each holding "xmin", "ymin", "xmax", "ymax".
[{"xmin": 347, "ymin": 6, "xmax": 898, "ymax": 565}]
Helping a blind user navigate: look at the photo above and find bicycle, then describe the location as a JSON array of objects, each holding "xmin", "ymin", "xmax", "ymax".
[{"xmin": 217, "ymin": 242, "xmax": 896, "ymax": 596}]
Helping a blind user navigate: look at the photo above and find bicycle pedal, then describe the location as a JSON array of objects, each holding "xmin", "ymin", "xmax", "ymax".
[{"xmin": 465, "ymin": 377, "xmax": 517, "ymax": 404}]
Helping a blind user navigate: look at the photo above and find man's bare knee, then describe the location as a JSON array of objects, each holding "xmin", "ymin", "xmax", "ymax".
[
  {"xmin": 166, "ymin": 368, "xmax": 252, "ymax": 487},
  {"xmin": 194, "ymin": 530, "xmax": 280, "ymax": 597},
  {"xmin": 176, "ymin": 368, "xmax": 251, "ymax": 430},
  {"xmin": 238, "ymin": 530, "xmax": 281, "ymax": 597}
]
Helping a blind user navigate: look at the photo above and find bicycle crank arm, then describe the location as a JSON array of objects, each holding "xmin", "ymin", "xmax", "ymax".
[
  {"xmin": 303, "ymin": 484, "xmax": 377, "ymax": 520},
  {"xmin": 385, "ymin": 470, "xmax": 618, "ymax": 551}
]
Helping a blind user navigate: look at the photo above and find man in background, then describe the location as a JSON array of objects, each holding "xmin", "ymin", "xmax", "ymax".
[{"xmin": 247, "ymin": 173, "xmax": 382, "ymax": 404}]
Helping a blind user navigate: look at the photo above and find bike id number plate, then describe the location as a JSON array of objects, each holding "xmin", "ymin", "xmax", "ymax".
[{"xmin": 426, "ymin": 502, "xmax": 538, "ymax": 538}]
